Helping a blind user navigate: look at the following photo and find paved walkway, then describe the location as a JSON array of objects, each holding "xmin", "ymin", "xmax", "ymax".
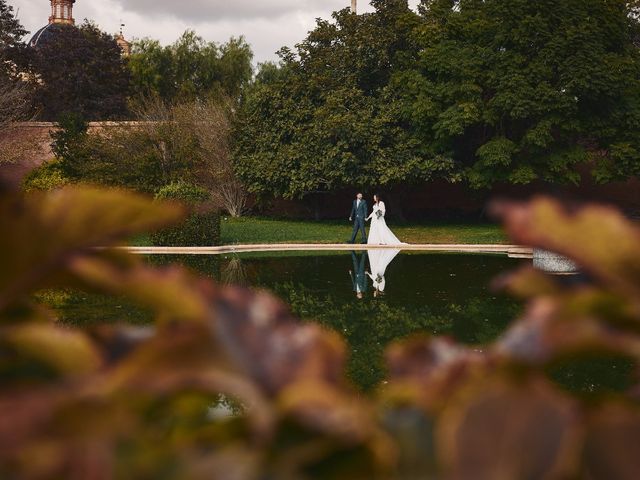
[{"xmin": 120, "ymin": 244, "xmax": 533, "ymax": 258}]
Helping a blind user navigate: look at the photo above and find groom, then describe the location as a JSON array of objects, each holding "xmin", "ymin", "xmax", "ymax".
[{"xmin": 348, "ymin": 192, "xmax": 368, "ymax": 244}]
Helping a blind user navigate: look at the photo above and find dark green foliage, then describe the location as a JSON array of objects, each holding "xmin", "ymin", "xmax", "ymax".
[
  {"xmin": 50, "ymin": 112, "xmax": 90, "ymax": 180},
  {"xmin": 31, "ymin": 21, "xmax": 130, "ymax": 120},
  {"xmin": 50, "ymin": 116, "xmax": 198, "ymax": 194},
  {"xmin": 0, "ymin": 0, "xmax": 27, "ymax": 61},
  {"xmin": 234, "ymin": 2, "xmax": 451, "ymax": 199},
  {"xmin": 62, "ymin": 125, "xmax": 193, "ymax": 194},
  {"xmin": 21, "ymin": 159, "xmax": 69, "ymax": 192},
  {"xmin": 151, "ymin": 182, "xmax": 221, "ymax": 246},
  {"xmin": 0, "ymin": 1, "xmax": 33, "ymax": 127},
  {"xmin": 128, "ymin": 31, "xmax": 253, "ymax": 102},
  {"xmin": 235, "ymin": 0, "xmax": 640, "ymax": 197},
  {"xmin": 394, "ymin": 0, "xmax": 640, "ymax": 187}
]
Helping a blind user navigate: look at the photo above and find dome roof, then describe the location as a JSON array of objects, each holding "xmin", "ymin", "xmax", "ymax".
[{"xmin": 28, "ymin": 23, "xmax": 73, "ymax": 48}]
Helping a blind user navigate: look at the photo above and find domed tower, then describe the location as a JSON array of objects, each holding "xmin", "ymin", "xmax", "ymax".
[
  {"xmin": 49, "ymin": 0, "xmax": 75, "ymax": 25},
  {"xmin": 29, "ymin": 0, "xmax": 76, "ymax": 48},
  {"xmin": 115, "ymin": 23, "xmax": 131, "ymax": 57}
]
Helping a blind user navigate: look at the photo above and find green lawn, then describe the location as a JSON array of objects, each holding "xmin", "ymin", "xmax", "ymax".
[{"xmin": 220, "ymin": 217, "xmax": 507, "ymax": 245}]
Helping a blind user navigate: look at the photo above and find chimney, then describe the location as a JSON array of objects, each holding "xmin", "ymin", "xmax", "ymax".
[{"xmin": 351, "ymin": 0, "xmax": 357, "ymax": 14}]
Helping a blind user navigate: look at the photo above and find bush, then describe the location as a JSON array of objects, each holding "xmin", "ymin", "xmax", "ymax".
[
  {"xmin": 151, "ymin": 181, "xmax": 221, "ymax": 246},
  {"xmin": 22, "ymin": 159, "xmax": 69, "ymax": 192},
  {"xmin": 3, "ymin": 186, "xmax": 640, "ymax": 479}
]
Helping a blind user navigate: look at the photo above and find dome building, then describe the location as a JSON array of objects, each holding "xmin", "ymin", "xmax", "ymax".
[
  {"xmin": 29, "ymin": 0, "xmax": 76, "ymax": 48},
  {"xmin": 28, "ymin": 1, "xmax": 131, "ymax": 56},
  {"xmin": 115, "ymin": 25, "xmax": 132, "ymax": 57}
]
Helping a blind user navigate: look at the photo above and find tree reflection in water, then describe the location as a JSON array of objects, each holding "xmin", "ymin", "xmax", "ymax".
[{"xmin": 45, "ymin": 252, "xmax": 521, "ymax": 391}]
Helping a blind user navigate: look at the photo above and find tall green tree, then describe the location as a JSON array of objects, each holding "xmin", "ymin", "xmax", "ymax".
[
  {"xmin": 0, "ymin": 0, "xmax": 26, "ymax": 54},
  {"xmin": 235, "ymin": 1, "xmax": 455, "ymax": 200},
  {"xmin": 235, "ymin": 0, "xmax": 640, "ymax": 199},
  {"xmin": 128, "ymin": 31, "xmax": 253, "ymax": 103},
  {"xmin": 31, "ymin": 21, "xmax": 130, "ymax": 121},
  {"xmin": 0, "ymin": 0, "xmax": 33, "ymax": 158},
  {"xmin": 394, "ymin": 0, "xmax": 640, "ymax": 187}
]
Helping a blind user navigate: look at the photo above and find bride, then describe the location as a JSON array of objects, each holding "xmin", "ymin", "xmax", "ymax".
[{"xmin": 366, "ymin": 194, "xmax": 405, "ymax": 245}]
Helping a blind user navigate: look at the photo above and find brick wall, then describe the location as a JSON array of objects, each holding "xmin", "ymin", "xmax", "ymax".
[
  {"xmin": 2, "ymin": 122, "xmax": 638, "ymax": 218},
  {"xmin": 0, "ymin": 121, "xmax": 149, "ymax": 186}
]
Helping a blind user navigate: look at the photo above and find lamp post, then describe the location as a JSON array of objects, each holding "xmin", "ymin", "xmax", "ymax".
[{"xmin": 351, "ymin": 0, "xmax": 357, "ymax": 14}]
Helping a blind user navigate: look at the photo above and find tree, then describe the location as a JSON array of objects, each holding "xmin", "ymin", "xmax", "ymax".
[
  {"xmin": 0, "ymin": 0, "xmax": 27, "ymax": 54},
  {"xmin": 235, "ymin": 0, "xmax": 640, "ymax": 200},
  {"xmin": 0, "ymin": 0, "xmax": 34, "ymax": 163},
  {"xmin": 0, "ymin": 78, "xmax": 31, "ymax": 129},
  {"xmin": 133, "ymin": 98, "xmax": 247, "ymax": 214},
  {"xmin": 60, "ymin": 97, "xmax": 247, "ymax": 215},
  {"xmin": 50, "ymin": 112, "xmax": 91, "ymax": 180},
  {"xmin": 128, "ymin": 31, "xmax": 253, "ymax": 103},
  {"xmin": 234, "ymin": 1, "xmax": 455, "ymax": 201},
  {"xmin": 394, "ymin": 0, "xmax": 640, "ymax": 187},
  {"xmin": 31, "ymin": 21, "xmax": 130, "ymax": 121}
]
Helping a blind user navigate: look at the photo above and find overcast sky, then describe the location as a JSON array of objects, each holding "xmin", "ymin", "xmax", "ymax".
[{"xmin": 10, "ymin": 0, "xmax": 420, "ymax": 64}]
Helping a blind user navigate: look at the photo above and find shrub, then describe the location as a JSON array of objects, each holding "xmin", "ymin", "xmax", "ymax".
[
  {"xmin": 22, "ymin": 159, "xmax": 69, "ymax": 192},
  {"xmin": 2, "ymin": 186, "xmax": 640, "ymax": 478},
  {"xmin": 151, "ymin": 181, "xmax": 221, "ymax": 246}
]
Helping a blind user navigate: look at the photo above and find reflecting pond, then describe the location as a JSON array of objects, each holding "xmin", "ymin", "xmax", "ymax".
[{"xmin": 44, "ymin": 251, "xmax": 524, "ymax": 390}]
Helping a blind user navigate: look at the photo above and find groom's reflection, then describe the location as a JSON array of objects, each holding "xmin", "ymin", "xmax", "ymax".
[{"xmin": 349, "ymin": 250, "xmax": 369, "ymax": 299}]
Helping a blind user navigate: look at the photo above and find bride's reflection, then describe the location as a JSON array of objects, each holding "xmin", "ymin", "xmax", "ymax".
[
  {"xmin": 349, "ymin": 250, "xmax": 369, "ymax": 299},
  {"xmin": 366, "ymin": 249, "xmax": 401, "ymax": 297}
]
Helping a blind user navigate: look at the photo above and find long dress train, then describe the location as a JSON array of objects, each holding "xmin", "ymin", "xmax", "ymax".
[{"xmin": 366, "ymin": 201, "xmax": 405, "ymax": 245}]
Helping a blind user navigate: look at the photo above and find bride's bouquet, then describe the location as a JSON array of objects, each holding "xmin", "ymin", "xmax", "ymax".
[{"xmin": 375, "ymin": 210, "xmax": 383, "ymax": 219}]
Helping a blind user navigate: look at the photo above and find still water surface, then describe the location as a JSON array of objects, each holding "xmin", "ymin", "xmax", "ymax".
[
  {"xmin": 45, "ymin": 251, "xmax": 635, "ymax": 394},
  {"xmin": 50, "ymin": 251, "xmax": 523, "ymax": 390}
]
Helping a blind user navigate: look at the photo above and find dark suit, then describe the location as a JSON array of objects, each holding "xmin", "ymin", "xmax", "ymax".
[
  {"xmin": 349, "ymin": 251, "xmax": 368, "ymax": 294},
  {"xmin": 349, "ymin": 199, "xmax": 368, "ymax": 243}
]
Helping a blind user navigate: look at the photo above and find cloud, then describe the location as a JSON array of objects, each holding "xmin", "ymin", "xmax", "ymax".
[
  {"xmin": 115, "ymin": 0, "xmax": 354, "ymax": 22},
  {"xmin": 11, "ymin": 0, "xmax": 419, "ymax": 63}
]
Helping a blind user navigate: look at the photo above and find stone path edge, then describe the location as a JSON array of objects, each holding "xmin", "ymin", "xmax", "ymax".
[{"xmin": 115, "ymin": 244, "xmax": 533, "ymax": 258}]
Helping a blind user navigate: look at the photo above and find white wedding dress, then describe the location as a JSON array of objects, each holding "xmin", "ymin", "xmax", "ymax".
[
  {"xmin": 367, "ymin": 248, "xmax": 400, "ymax": 293},
  {"xmin": 366, "ymin": 201, "xmax": 405, "ymax": 245}
]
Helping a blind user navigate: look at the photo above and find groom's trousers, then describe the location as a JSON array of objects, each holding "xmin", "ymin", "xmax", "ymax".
[{"xmin": 350, "ymin": 217, "xmax": 367, "ymax": 243}]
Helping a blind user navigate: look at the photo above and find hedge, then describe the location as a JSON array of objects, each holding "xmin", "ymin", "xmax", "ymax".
[{"xmin": 151, "ymin": 181, "xmax": 221, "ymax": 247}]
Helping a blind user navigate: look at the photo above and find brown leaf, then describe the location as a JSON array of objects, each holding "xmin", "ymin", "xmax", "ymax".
[
  {"xmin": 437, "ymin": 377, "xmax": 581, "ymax": 480},
  {"xmin": 69, "ymin": 256, "xmax": 212, "ymax": 324},
  {"xmin": 583, "ymin": 403, "xmax": 640, "ymax": 480},
  {"xmin": 0, "ymin": 187, "xmax": 184, "ymax": 312},
  {"xmin": 491, "ymin": 197, "xmax": 640, "ymax": 302},
  {"xmin": 3, "ymin": 323, "xmax": 102, "ymax": 377},
  {"xmin": 96, "ymin": 322, "xmax": 275, "ymax": 440},
  {"xmin": 495, "ymin": 298, "xmax": 640, "ymax": 365},
  {"xmin": 492, "ymin": 266, "xmax": 562, "ymax": 299},
  {"xmin": 384, "ymin": 337, "xmax": 486, "ymax": 410},
  {"xmin": 211, "ymin": 287, "xmax": 348, "ymax": 396},
  {"xmin": 278, "ymin": 381, "xmax": 376, "ymax": 444}
]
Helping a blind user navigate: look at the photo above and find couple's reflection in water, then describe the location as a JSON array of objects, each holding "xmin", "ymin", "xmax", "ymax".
[{"xmin": 349, "ymin": 249, "xmax": 401, "ymax": 299}]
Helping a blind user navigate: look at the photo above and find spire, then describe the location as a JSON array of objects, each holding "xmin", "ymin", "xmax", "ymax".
[
  {"xmin": 351, "ymin": 0, "xmax": 357, "ymax": 14},
  {"xmin": 49, "ymin": 0, "xmax": 75, "ymax": 25},
  {"xmin": 116, "ymin": 21, "xmax": 131, "ymax": 57}
]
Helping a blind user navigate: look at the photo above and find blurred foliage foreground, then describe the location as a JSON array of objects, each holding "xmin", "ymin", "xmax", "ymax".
[{"xmin": 1, "ymin": 186, "xmax": 639, "ymax": 480}]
